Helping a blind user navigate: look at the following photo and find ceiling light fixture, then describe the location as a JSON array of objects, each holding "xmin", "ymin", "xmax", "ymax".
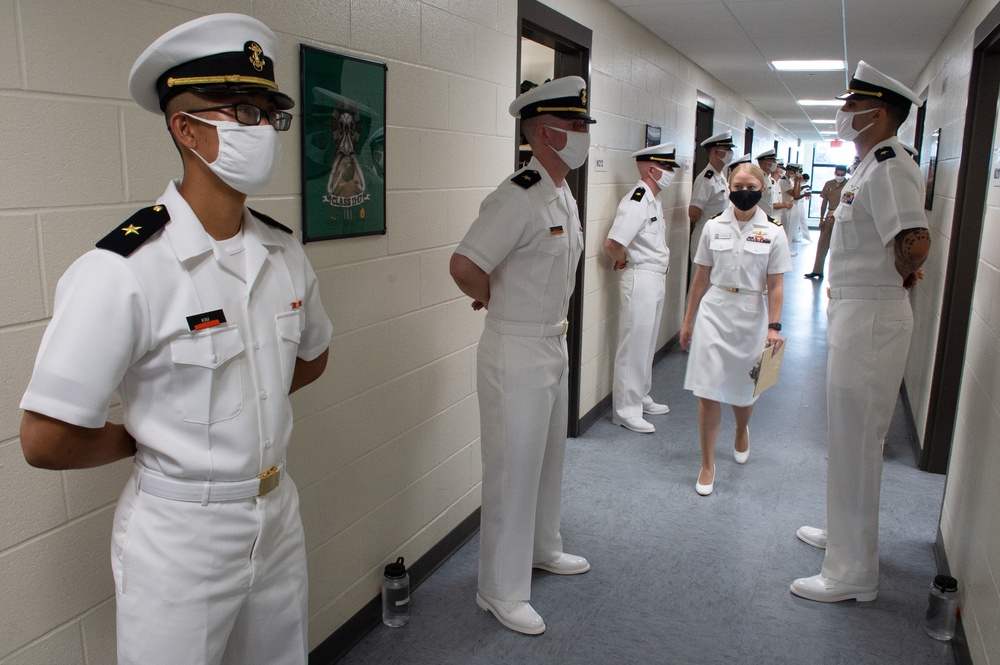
[
  {"xmin": 798, "ymin": 100, "xmax": 845, "ymax": 106},
  {"xmin": 772, "ymin": 60, "xmax": 845, "ymax": 71}
]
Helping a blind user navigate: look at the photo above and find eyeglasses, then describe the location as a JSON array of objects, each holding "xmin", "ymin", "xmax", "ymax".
[{"xmin": 184, "ymin": 103, "xmax": 292, "ymax": 131}]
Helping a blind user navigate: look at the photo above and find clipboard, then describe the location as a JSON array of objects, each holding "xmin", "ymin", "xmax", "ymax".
[{"xmin": 750, "ymin": 341, "xmax": 785, "ymax": 397}]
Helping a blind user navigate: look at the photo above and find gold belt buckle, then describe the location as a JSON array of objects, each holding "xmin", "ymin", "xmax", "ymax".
[
  {"xmin": 561, "ymin": 319, "xmax": 569, "ymax": 335},
  {"xmin": 724, "ymin": 286, "xmax": 739, "ymax": 293},
  {"xmin": 258, "ymin": 466, "xmax": 280, "ymax": 496}
]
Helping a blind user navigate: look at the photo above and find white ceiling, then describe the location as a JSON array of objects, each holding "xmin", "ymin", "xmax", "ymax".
[{"xmin": 606, "ymin": 0, "xmax": 971, "ymax": 141}]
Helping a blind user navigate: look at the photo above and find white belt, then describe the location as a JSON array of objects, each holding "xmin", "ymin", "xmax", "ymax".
[
  {"xmin": 827, "ymin": 286, "xmax": 907, "ymax": 300},
  {"xmin": 630, "ymin": 263, "xmax": 668, "ymax": 274},
  {"xmin": 135, "ymin": 462, "xmax": 284, "ymax": 504},
  {"xmin": 484, "ymin": 317, "xmax": 568, "ymax": 337},
  {"xmin": 713, "ymin": 284, "xmax": 762, "ymax": 296}
]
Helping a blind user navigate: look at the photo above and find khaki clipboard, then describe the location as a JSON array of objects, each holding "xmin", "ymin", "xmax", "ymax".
[{"xmin": 751, "ymin": 341, "xmax": 785, "ymax": 397}]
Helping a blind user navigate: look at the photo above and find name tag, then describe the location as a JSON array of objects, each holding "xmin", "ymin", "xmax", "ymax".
[
  {"xmin": 186, "ymin": 309, "xmax": 226, "ymax": 331},
  {"xmin": 713, "ymin": 232, "xmax": 732, "ymax": 240},
  {"xmin": 549, "ymin": 226, "xmax": 564, "ymax": 236}
]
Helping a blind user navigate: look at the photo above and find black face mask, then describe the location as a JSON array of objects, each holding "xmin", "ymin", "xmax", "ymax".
[{"xmin": 729, "ymin": 189, "xmax": 763, "ymax": 211}]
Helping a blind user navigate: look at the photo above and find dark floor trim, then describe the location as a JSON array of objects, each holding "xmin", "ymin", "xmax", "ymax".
[
  {"xmin": 309, "ymin": 508, "xmax": 482, "ymax": 664},
  {"xmin": 899, "ymin": 381, "xmax": 926, "ymax": 468},
  {"xmin": 934, "ymin": 527, "xmax": 974, "ymax": 665},
  {"xmin": 577, "ymin": 334, "xmax": 680, "ymax": 437}
]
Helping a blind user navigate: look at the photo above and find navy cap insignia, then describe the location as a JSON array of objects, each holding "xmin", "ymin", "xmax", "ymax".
[
  {"xmin": 512, "ymin": 170, "xmax": 542, "ymax": 189},
  {"xmin": 875, "ymin": 146, "xmax": 896, "ymax": 162},
  {"xmin": 581, "ymin": 89, "xmax": 587, "ymax": 105},
  {"xmin": 631, "ymin": 187, "xmax": 645, "ymax": 202},
  {"xmin": 96, "ymin": 205, "xmax": 170, "ymax": 256},
  {"xmin": 246, "ymin": 42, "xmax": 265, "ymax": 72}
]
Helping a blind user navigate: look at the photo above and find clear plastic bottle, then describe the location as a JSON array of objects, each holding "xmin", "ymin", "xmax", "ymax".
[
  {"xmin": 924, "ymin": 574, "xmax": 959, "ymax": 641},
  {"xmin": 381, "ymin": 557, "xmax": 410, "ymax": 627}
]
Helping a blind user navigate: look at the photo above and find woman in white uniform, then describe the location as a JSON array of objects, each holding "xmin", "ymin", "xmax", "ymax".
[{"xmin": 680, "ymin": 163, "xmax": 792, "ymax": 495}]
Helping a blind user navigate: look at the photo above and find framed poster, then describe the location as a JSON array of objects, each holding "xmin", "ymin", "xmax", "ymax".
[
  {"xmin": 300, "ymin": 45, "xmax": 387, "ymax": 242},
  {"xmin": 645, "ymin": 124, "xmax": 661, "ymax": 147},
  {"xmin": 925, "ymin": 128, "xmax": 940, "ymax": 211}
]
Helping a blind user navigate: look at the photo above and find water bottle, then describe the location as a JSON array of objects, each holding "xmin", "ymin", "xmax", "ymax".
[
  {"xmin": 924, "ymin": 574, "xmax": 959, "ymax": 640},
  {"xmin": 381, "ymin": 557, "xmax": 410, "ymax": 627}
]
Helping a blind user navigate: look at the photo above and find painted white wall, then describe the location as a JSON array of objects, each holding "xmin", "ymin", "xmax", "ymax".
[{"xmin": 907, "ymin": 1, "xmax": 1000, "ymax": 662}]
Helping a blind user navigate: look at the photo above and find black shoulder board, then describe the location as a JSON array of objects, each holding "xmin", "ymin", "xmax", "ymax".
[
  {"xmin": 631, "ymin": 186, "xmax": 646, "ymax": 202},
  {"xmin": 249, "ymin": 207, "xmax": 293, "ymax": 234},
  {"xmin": 512, "ymin": 170, "xmax": 541, "ymax": 189},
  {"xmin": 875, "ymin": 146, "xmax": 896, "ymax": 162},
  {"xmin": 709, "ymin": 212, "xmax": 723, "ymax": 220},
  {"xmin": 768, "ymin": 215, "xmax": 782, "ymax": 227},
  {"xmin": 96, "ymin": 205, "xmax": 170, "ymax": 257},
  {"xmin": 704, "ymin": 169, "xmax": 714, "ymax": 179}
]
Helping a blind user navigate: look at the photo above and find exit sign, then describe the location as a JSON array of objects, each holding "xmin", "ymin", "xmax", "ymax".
[{"xmin": 830, "ymin": 139, "xmax": 842, "ymax": 147}]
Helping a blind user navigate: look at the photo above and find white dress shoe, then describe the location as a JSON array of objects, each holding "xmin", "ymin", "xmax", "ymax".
[
  {"xmin": 613, "ymin": 416, "xmax": 655, "ymax": 433},
  {"xmin": 734, "ymin": 427, "xmax": 749, "ymax": 464},
  {"xmin": 790, "ymin": 574, "xmax": 877, "ymax": 603},
  {"xmin": 532, "ymin": 553, "xmax": 591, "ymax": 575},
  {"xmin": 476, "ymin": 593, "xmax": 546, "ymax": 635},
  {"xmin": 695, "ymin": 466, "xmax": 715, "ymax": 496},
  {"xmin": 796, "ymin": 526, "xmax": 827, "ymax": 549},
  {"xmin": 642, "ymin": 400, "xmax": 670, "ymax": 415}
]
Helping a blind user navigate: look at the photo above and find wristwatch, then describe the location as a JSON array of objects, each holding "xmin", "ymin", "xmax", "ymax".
[{"xmin": 768, "ymin": 322, "xmax": 782, "ymax": 331}]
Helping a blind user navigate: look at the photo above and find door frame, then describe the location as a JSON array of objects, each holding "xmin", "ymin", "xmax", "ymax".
[
  {"xmin": 921, "ymin": 3, "xmax": 1000, "ymax": 473},
  {"xmin": 517, "ymin": 0, "xmax": 593, "ymax": 437}
]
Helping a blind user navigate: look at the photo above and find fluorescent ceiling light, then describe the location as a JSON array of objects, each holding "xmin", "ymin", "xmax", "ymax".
[
  {"xmin": 799, "ymin": 99, "xmax": 844, "ymax": 106},
  {"xmin": 812, "ymin": 119, "xmax": 836, "ymax": 124},
  {"xmin": 773, "ymin": 60, "xmax": 844, "ymax": 71}
]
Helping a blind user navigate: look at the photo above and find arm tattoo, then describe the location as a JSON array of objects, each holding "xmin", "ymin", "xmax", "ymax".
[{"xmin": 894, "ymin": 227, "xmax": 931, "ymax": 277}]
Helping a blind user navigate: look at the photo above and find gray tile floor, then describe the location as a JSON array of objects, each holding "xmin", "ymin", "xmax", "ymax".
[{"xmin": 339, "ymin": 237, "xmax": 954, "ymax": 664}]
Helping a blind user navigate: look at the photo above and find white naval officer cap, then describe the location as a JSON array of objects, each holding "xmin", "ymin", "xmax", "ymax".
[
  {"xmin": 731, "ymin": 153, "xmax": 752, "ymax": 167},
  {"xmin": 755, "ymin": 148, "xmax": 777, "ymax": 161},
  {"xmin": 838, "ymin": 60, "xmax": 921, "ymax": 111},
  {"xmin": 509, "ymin": 76, "xmax": 596, "ymax": 123},
  {"xmin": 700, "ymin": 131, "xmax": 735, "ymax": 149},
  {"xmin": 129, "ymin": 13, "xmax": 294, "ymax": 114},
  {"xmin": 630, "ymin": 142, "xmax": 678, "ymax": 167}
]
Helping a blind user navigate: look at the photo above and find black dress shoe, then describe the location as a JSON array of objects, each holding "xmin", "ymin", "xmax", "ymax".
[{"xmin": 803, "ymin": 273, "xmax": 823, "ymax": 280}]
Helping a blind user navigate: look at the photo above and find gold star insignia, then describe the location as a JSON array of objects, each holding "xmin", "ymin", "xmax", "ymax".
[{"xmin": 122, "ymin": 224, "xmax": 142, "ymax": 236}]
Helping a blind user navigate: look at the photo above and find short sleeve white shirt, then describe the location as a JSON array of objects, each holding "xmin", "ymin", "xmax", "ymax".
[
  {"xmin": 691, "ymin": 165, "xmax": 729, "ymax": 223},
  {"xmin": 606, "ymin": 181, "xmax": 669, "ymax": 268},
  {"xmin": 21, "ymin": 181, "xmax": 334, "ymax": 481},
  {"xmin": 829, "ymin": 136, "xmax": 926, "ymax": 289},
  {"xmin": 694, "ymin": 207, "xmax": 793, "ymax": 290},
  {"xmin": 455, "ymin": 157, "xmax": 584, "ymax": 325}
]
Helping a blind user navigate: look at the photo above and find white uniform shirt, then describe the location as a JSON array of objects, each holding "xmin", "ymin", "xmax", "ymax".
[
  {"xmin": 694, "ymin": 207, "xmax": 793, "ymax": 289},
  {"xmin": 691, "ymin": 164, "xmax": 729, "ymax": 223},
  {"xmin": 21, "ymin": 181, "xmax": 334, "ymax": 481},
  {"xmin": 606, "ymin": 181, "xmax": 669, "ymax": 268},
  {"xmin": 456, "ymin": 157, "xmax": 584, "ymax": 325},
  {"xmin": 829, "ymin": 136, "xmax": 926, "ymax": 289},
  {"xmin": 757, "ymin": 175, "xmax": 776, "ymax": 216}
]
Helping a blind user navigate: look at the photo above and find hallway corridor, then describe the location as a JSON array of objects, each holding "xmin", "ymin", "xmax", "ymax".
[{"xmin": 338, "ymin": 245, "xmax": 953, "ymax": 664}]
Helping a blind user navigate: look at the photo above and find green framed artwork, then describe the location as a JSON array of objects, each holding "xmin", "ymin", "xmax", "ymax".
[{"xmin": 300, "ymin": 45, "xmax": 387, "ymax": 242}]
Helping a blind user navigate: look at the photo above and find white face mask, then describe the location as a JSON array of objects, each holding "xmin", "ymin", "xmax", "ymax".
[
  {"xmin": 183, "ymin": 113, "xmax": 282, "ymax": 194},
  {"xmin": 655, "ymin": 167, "xmax": 675, "ymax": 190},
  {"xmin": 545, "ymin": 126, "xmax": 591, "ymax": 170},
  {"xmin": 834, "ymin": 175, "xmax": 846, "ymax": 182},
  {"xmin": 835, "ymin": 108, "xmax": 877, "ymax": 142},
  {"xmin": 717, "ymin": 149, "xmax": 734, "ymax": 166}
]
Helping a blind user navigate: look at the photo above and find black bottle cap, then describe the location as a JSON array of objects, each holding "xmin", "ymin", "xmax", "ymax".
[
  {"xmin": 384, "ymin": 556, "xmax": 406, "ymax": 578},
  {"xmin": 933, "ymin": 575, "xmax": 958, "ymax": 592}
]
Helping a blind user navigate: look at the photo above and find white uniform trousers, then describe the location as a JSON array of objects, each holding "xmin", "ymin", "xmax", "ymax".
[
  {"xmin": 112, "ymin": 470, "xmax": 308, "ymax": 665},
  {"xmin": 822, "ymin": 296, "xmax": 912, "ymax": 588},
  {"xmin": 613, "ymin": 267, "xmax": 666, "ymax": 419},
  {"xmin": 476, "ymin": 326, "xmax": 567, "ymax": 601}
]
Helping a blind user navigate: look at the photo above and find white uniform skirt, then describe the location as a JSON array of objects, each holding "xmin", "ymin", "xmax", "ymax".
[{"xmin": 684, "ymin": 286, "xmax": 768, "ymax": 406}]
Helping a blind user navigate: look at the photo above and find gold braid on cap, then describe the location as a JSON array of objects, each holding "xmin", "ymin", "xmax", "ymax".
[{"xmin": 166, "ymin": 75, "xmax": 278, "ymax": 90}]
